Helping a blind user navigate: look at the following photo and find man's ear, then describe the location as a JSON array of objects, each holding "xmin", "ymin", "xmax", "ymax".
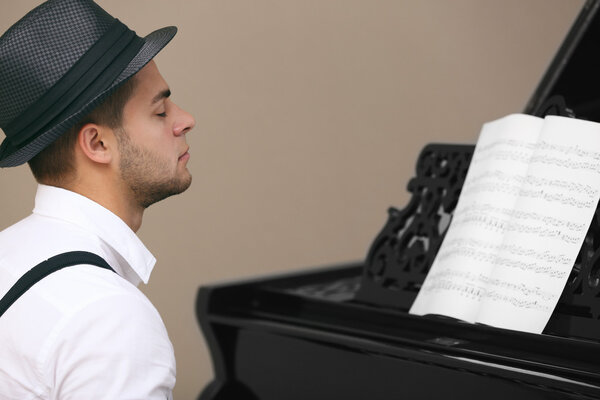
[{"xmin": 77, "ymin": 123, "xmax": 117, "ymax": 165}]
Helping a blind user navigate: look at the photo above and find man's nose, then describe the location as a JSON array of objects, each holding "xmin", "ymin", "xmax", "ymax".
[{"xmin": 173, "ymin": 105, "xmax": 195, "ymax": 136}]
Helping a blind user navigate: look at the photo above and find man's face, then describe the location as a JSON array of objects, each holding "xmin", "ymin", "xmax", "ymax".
[{"xmin": 116, "ymin": 61, "xmax": 195, "ymax": 209}]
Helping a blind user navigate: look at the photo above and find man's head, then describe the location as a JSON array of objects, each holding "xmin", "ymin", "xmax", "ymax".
[
  {"xmin": 0, "ymin": 0, "xmax": 195, "ymax": 218},
  {"xmin": 0, "ymin": 0, "xmax": 178, "ymax": 168},
  {"xmin": 29, "ymin": 59, "xmax": 195, "ymax": 210}
]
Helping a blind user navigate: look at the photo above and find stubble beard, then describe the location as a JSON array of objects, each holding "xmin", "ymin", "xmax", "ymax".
[{"xmin": 117, "ymin": 130, "xmax": 192, "ymax": 209}]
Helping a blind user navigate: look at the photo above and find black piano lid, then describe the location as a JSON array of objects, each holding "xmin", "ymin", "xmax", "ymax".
[{"xmin": 526, "ymin": 0, "xmax": 600, "ymax": 120}]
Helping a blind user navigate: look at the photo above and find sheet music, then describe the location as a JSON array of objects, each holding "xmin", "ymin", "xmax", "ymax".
[{"xmin": 409, "ymin": 114, "xmax": 600, "ymax": 333}]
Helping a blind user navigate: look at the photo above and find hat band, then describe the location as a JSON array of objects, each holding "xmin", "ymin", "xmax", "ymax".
[{"xmin": 4, "ymin": 19, "xmax": 144, "ymax": 147}]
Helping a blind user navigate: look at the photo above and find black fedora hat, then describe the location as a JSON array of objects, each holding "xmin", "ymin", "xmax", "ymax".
[{"xmin": 0, "ymin": 0, "xmax": 177, "ymax": 167}]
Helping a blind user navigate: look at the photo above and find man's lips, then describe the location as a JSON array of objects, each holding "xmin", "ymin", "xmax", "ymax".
[{"xmin": 178, "ymin": 148, "xmax": 190, "ymax": 161}]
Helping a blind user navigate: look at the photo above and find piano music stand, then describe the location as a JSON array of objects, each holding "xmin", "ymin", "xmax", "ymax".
[{"xmin": 354, "ymin": 126, "xmax": 600, "ymax": 341}]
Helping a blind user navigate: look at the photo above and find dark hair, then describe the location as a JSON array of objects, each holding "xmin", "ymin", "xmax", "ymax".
[{"xmin": 27, "ymin": 77, "xmax": 138, "ymax": 184}]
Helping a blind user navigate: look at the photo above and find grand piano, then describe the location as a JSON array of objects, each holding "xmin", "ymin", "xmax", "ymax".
[{"xmin": 197, "ymin": 1, "xmax": 600, "ymax": 398}]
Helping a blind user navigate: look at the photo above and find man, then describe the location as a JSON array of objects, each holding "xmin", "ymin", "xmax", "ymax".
[{"xmin": 0, "ymin": 0, "xmax": 195, "ymax": 398}]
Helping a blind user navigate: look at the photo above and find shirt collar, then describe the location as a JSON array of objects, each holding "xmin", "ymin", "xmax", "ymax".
[{"xmin": 32, "ymin": 184, "xmax": 156, "ymax": 285}]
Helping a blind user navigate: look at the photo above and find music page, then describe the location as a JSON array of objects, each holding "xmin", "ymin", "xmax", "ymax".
[{"xmin": 409, "ymin": 114, "xmax": 600, "ymax": 333}]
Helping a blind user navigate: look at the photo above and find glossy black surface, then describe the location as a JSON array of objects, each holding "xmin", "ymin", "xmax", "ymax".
[{"xmin": 197, "ymin": 265, "xmax": 600, "ymax": 399}]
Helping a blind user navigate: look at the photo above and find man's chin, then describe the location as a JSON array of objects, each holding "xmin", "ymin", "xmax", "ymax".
[
  {"xmin": 180, "ymin": 174, "xmax": 192, "ymax": 193},
  {"xmin": 138, "ymin": 174, "xmax": 192, "ymax": 209}
]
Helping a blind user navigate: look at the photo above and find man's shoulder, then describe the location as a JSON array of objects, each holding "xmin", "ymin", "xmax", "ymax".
[
  {"xmin": 0, "ymin": 213, "xmax": 36, "ymax": 240},
  {"xmin": 0, "ymin": 213, "xmax": 84, "ymax": 256},
  {"xmin": 0, "ymin": 212, "xmax": 150, "ymax": 319},
  {"xmin": 0, "ymin": 213, "xmax": 103, "ymax": 285},
  {"xmin": 39, "ymin": 262, "xmax": 149, "ymax": 311},
  {"xmin": 0, "ymin": 257, "xmax": 173, "ymax": 400},
  {"xmin": 1, "ymin": 254, "xmax": 154, "ymax": 330}
]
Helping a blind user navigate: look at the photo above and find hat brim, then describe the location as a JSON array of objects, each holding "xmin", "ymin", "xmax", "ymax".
[{"xmin": 0, "ymin": 26, "xmax": 177, "ymax": 168}]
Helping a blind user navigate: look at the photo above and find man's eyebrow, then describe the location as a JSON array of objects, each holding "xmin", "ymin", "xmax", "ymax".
[{"xmin": 151, "ymin": 89, "xmax": 171, "ymax": 105}]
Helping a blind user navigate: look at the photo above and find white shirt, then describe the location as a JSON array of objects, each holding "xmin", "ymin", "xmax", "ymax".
[{"xmin": 0, "ymin": 185, "xmax": 176, "ymax": 400}]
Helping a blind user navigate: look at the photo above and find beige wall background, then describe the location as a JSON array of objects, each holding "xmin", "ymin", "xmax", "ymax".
[{"xmin": 0, "ymin": 0, "xmax": 583, "ymax": 398}]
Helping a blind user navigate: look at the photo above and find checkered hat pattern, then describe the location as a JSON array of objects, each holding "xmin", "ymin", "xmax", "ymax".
[{"xmin": 0, "ymin": 0, "xmax": 177, "ymax": 167}]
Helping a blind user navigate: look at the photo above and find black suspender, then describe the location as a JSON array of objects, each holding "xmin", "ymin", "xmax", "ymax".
[{"xmin": 0, "ymin": 251, "xmax": 115, "ymax": 318}]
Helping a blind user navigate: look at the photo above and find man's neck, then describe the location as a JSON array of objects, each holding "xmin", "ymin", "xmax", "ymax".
[{"xmin": 55, "ymin": 179, "xmax": 144, "ymax": 232}]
